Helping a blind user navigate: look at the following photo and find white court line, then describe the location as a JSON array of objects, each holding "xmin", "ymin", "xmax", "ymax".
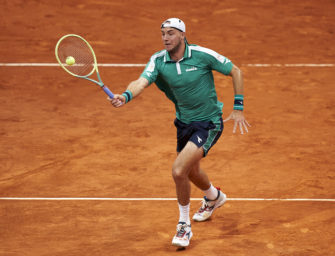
[
  {"xmin": 0, "ymin": 63, "xmax": 334, "ymax": 67},
  {"xmin": 0, "ymin": 197, "xmax": 334, "ymax": 202},
  {"xmin": 243, "ymin": 63, "xmax": 335, "ymax": 67},
  {"xmin": 0, "ymin": 63, "xmax": 146, "ymax": 67}
]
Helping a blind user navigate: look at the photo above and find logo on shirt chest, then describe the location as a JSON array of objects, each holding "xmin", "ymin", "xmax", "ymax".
[{"xmin": 185, "ymin": 66, "xmax": 198, "ymax": 72}]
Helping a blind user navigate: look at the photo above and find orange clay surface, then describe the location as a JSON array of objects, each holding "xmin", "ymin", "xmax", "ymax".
[{"xmin": 0, "ymin": 0, "xmax": 335, "ymax": 255}]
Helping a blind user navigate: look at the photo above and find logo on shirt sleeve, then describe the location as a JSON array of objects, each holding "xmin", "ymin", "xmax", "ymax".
[
  {"xmin": 216, "ymin": 54, "xmax": 231, "ymax": 64},
  {"xmin": 147, "ymin": 62, "xmax": 155, "ymax": 72}
]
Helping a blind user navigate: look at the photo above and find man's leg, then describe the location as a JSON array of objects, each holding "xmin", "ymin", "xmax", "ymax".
[
  {"xmin": 188, "ymin": 162, "xmax": 211, "ymax": 191},
  {"xmin": 188, "ymin": 163, "xmax": 219, "ymax": 200},
  {"xmin": 171, "ymin": 141, "xmax": 202, "ymax": 247},
  {"xmin": 172, "ymin": 141, "xmax": 203, "ymax": 206},
  {"xmin": 190, "ymin": 160, "xmax": 227, "ymax": 222}
]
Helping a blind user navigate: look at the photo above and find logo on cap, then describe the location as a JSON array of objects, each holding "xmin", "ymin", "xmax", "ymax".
[{"xmin": 162, "ymin": 20, "xmax": 171, "ymax": 26}]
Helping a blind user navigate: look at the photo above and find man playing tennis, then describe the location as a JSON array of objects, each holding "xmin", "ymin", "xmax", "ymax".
[{"xmin": 110, "ymin": 18, "xmax": 250, "ymax": 247}]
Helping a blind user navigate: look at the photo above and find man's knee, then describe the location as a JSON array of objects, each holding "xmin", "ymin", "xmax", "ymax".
[
  {"xmin": 172, "ymin": 163, "xmax": 188, "ymax": 181},
  {"xmin": 172, "ymin": 142, "xmax": 203, "ymax": 181}
]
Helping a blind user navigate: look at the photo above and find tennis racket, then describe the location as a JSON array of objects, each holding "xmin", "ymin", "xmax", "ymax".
[{"xmin": 55, "ymin": 34, "xmax": 114, "ymax": 99}]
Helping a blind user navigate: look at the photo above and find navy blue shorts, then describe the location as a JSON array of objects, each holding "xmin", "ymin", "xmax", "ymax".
[{"xmin": 174, "ymin": 118, "xmax": 224, "ymax": 156}]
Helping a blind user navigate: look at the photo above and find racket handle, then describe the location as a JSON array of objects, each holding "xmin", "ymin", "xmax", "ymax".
[{"xmin": 102, "ymin": 86, "xmax": 114, "ymax": 99}]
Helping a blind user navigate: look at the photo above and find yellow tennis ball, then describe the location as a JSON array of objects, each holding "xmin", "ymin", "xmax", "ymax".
[{"xmin": 66, "ymin": 56, "xmax": 75, "ymax": 65}]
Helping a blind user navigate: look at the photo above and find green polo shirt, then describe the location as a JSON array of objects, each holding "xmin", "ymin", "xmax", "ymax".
[{"xmin": 140, "ymin": 42, "xmax": 233, "ymax": 124}]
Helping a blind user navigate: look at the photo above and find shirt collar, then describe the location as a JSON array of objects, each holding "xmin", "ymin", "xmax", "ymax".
[{"xmin": 164, "ymin": 40, "xmax": 190, "ymax": 62}]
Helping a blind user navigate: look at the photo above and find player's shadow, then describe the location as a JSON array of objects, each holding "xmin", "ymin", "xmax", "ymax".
[{"xmin": 175, "ymin": 247, "xmax": 186, "ymax": 252}]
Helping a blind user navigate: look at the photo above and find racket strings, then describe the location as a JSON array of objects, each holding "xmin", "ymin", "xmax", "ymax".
[{"xmin": 57, "ymin": 37, "xmax": 95, "ymax": 77}]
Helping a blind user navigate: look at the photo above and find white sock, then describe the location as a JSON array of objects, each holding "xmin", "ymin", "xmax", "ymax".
[
  {"xmin": 204, "ymin": 184, "xmax": 218, "ymax": 200},
  {"xmin": 178, "ymin": 203, "xmax": 190, "ymax": 225}
]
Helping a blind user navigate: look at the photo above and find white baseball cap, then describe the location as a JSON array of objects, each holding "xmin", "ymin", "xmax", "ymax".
[{"xmin": 161, "ymin": 18, "xmax": 186, "ymax": 32}]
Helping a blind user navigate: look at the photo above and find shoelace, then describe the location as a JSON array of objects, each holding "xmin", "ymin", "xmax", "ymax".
[
  {"xmin": 198, "ymin": 197, "xmax": 216, "ymax": 212},
  {"xmin": 176, "ymin": 224, "xmax": 187, "ymax": 237},
  {"xmin": 200, "ymin": 200, "xmax": 209, "ymax": 210}
]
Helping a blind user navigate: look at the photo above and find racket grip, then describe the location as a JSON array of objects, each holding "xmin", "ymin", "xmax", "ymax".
[{"xmin": 102, "ymin": 86, "xmax": 114, "ymax": 99}]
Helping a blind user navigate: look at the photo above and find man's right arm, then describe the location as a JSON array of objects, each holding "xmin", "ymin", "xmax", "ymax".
[{"xmin": 110, "ymin": 77, "xmax": 150, "ymax": 108}]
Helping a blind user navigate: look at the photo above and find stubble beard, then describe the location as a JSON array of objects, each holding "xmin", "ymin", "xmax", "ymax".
[{"xmin": 167, "ymin": 39, "xmax": 183, "ymax": 55}]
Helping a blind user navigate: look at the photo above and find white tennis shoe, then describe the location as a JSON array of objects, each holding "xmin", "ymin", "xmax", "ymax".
[
  {"xmin": 192, "ymin": 188, "xmax": 226, "ymax": 222},
  {"xmin": 171, "ymin": 222, "xmax": 193, "ymax": 247}
]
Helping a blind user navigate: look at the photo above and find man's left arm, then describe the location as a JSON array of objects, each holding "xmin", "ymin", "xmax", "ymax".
[{"xmin": 223, "ymin": 65, "xmax": 251, "ymax": 134}]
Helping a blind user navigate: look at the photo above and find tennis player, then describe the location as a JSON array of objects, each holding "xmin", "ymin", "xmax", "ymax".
[{"xmin": 110, "ymin": 18, "xmax": 250, "ymax": 247}]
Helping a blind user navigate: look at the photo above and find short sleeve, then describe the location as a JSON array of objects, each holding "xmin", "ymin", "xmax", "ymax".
[
  {"xmin": 209, "ymin": 53, "xmax": 233, "ymax": 75},
  {"xmin": 190, "ymin": 45, "xmax": 233, "ymax": 75}
]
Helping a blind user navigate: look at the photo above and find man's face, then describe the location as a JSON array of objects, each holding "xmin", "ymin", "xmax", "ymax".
[{"xmin": 161, "ymin": 27, "xmax": 184, "ymax": 53}]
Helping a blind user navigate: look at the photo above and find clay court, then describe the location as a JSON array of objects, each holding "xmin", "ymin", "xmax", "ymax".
[{"xmin": 1, "ymin": 0, "xmax": 335, "ymax": 255}]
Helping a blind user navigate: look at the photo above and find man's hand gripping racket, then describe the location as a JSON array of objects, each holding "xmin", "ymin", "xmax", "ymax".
[{"xmin": 55, "ymin": 34, "xmax": 121, "ymax": 103}]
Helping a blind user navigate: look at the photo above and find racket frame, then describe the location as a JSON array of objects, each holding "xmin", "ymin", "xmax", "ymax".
[{"xmin": 55, "ymin": 34, "xmax": 114, "ymax": 98}]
